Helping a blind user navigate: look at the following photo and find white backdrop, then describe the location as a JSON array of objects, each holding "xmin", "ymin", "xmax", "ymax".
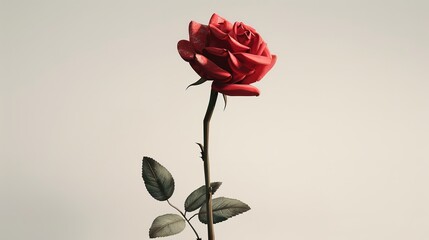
[{"xmin": 1, "ymin": 0, "xmax": 428, "ymax": 239}]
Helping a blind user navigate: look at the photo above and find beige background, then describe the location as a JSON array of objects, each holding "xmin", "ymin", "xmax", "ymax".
[{"xmin": 1, "ymin": 0, "xmax": 428, "ymax": 239}]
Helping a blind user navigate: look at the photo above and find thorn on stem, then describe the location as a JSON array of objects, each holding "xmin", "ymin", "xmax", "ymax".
[{"xmin": 196, "ymin": 142, "xmax": 204, "ymax": 161}]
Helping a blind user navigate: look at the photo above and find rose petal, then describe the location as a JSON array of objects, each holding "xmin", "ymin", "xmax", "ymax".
[
  {"xmin": 232, "ymin": 22, "xmax": 254, "ymax": 46},
  {"xmin": 250, "ymin": 33, "xmax": 264, "ymax": 54},
  {"xmin": 177, "ymin": 40, "xmax": 195, "ymax": 61},
  {"xmin": 189, "ymin": 21, "xmax": 209, "ymax": 53},
  {"xmin": 228, "ymin": 52, "xmax": 253, "ymax": 82},
  {"xmin": 194, "ymin": 53, "xmax": 231, "ymax": 82},
  {"xmin": 212, "ymin": 82, "xmax": 260, "ymax": 96},
  {"xmin": 242, "ymin": 23, "xmax": 256, "ymax": 33},
  {"xmin": 209, "ymin": 13, "xmax": 233, "ymax": 32},
  {"xmin": 204, "ymin": 47, "xmax": 228, "ymax": 57},
  {"xmin": 240, "ymin": 54, "xmax": 277, "ymax": 84},
  {"xmin": 234, "ymin": 52, "xmax": 272, "ymax": 65},
  {"xmin": 256, "ymin": 42, "xmax": 267, "ymax": 55},
  {"xmin": 209, "ymin": 24, "xmax": 228, "ymax": 40},
  {"xmin": 227, "ymin": 35, "xmax": 250, "ymax": 52}
]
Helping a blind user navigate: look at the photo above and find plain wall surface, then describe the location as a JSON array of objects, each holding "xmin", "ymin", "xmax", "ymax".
[{"xmin": 1, "ymin": 0, "xmax": 428, "ymax": 239}]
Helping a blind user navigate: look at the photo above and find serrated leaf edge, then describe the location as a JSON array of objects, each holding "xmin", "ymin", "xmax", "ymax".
[
  {"xmin": 142, "ymin": 156, "xmax": 175, "ymax": 201},
  {"xmin": 198, "ymin": 197, "xmax": 251, "ymax": 224}
]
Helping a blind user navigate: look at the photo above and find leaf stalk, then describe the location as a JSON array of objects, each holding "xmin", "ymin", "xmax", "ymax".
[{"xmin": 167, "ymin": 200, "xmax": 200, "ymax": 240}]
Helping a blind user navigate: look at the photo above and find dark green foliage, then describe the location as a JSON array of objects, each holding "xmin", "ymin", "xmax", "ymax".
[
  {"xmin": 149, "ymin": 214, "xmax": 185, "ymax": 238},
  {"xmin": 185, "ymin": 182, "xmax": 222, "ymax": 212},
  {"xmin": 198, "ymin": 197, "xmax": 251, "ymax": 224},
  {"xmin": 142, "ymin": 157, "xmax": 175, "ymax": 201}
]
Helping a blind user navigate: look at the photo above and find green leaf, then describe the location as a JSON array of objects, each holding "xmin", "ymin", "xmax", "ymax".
[
  {"xmin": 142, "ymin": 157, "xmax": 175, "ymax": 201},
  {"xmin": 184, "ymin": 182, "xmax": 222, "ymax": 212},
  {"xmin": 198, "ymin": 197, "xmax": 251, "ymax": 224},
  {"xmin": 186, "ymin": 77, "xmax": 207, "ymax": 89},
  {"xmin": 149, "ymin": 213, "xmax": 185, "ymax": 238}
]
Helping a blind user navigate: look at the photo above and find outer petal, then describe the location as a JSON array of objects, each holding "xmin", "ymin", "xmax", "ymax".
[
  {"xmin": 240, "ymin": 54, "xmax": 277, "ymax": 84},
  {"xmin": 234, "ymin": 52, "xmax": 272, "ymax": 65},
  {"xmin": 189, "ymin": 21, "xmax": 209, "ymax": 53},
  {"xmin": 177, "ymin": 40, "xmax": 195, "ymax": 61},
  {"xmin": 212, "ymin": 82, "xmax": 260, "ymax": 96},
  {"xmin": 193, "ymin": 53, "xmax": 231, "ymax": 82},
  {"xmin": 209, "ymin": 13, "xmax": 233, "ymax": 32}
]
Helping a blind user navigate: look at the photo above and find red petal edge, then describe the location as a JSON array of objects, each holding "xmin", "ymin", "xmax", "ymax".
[
  {"xmin": 212, "ymin": 83, "xmax": 260, "ymax": 96},
  {"xmin": 177, "ymin": 40, "xmax": 195, "ymax": 61},
  {"xmin": 240, "ymin": 54, "xmax": 277, "ymax": 84},
  {"xmin": 189, "ymin": 21, "xmax": 209, "ymax": 53},
  {"xmin": 194, "ymin": 54, "xmax": 231, "ymax": 82}
]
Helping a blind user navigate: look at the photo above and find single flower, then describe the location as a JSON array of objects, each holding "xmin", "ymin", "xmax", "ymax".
[{"xmin": 178, "ymin": 13, "xmax": 277, "ymax": 96}]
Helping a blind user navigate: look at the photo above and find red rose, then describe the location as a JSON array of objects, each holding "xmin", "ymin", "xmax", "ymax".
[{"xmin": 177, "ymin": 13, "xmax": 277, "ymax": 96}]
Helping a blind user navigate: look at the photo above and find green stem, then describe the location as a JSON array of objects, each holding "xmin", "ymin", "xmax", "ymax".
[
  {"xmin": 188, "ymin": 213, "xmax": 198, "ymax": 221},
  {"xmin": 202, "ymin": 90, "xmax": 218, "ymax": 240}
]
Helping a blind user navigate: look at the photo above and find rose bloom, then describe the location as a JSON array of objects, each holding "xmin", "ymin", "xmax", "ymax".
[{"xmin": 177, "ymin": 13, "xmax": 277, "ymax": 96}]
